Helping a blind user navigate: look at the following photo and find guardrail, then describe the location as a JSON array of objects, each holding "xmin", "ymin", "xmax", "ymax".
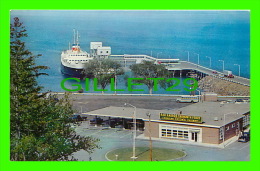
[{"xmin": 179, "ymin": 61, "xmax": 250, "ymax": 87}]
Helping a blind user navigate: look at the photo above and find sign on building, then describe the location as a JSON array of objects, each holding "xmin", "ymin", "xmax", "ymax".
[{"xmin": 160, "ymin": 113, "xmax": 202, "ymax": 124}]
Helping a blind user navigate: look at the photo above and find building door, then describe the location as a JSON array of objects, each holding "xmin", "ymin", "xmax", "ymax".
[{"xmin": 191, "ymin": 132, "xmax": 198, "ymax": 142}]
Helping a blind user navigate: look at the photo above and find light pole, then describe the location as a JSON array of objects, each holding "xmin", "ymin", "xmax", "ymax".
[
  {"xmin": 234, "ymin": 64, "xmax": 240, "ymax": 77},
  {"xmin": 218, "ymin": 60, "xmax": 225, "ymax": 72},
  {"xmin": 185, "ymin": 51, "xmax": 190, "ymax": 62},
  {"xmin": 157, "ymin": 52, "xmax": 162, "ymax": 59},
  {"xmin": 124, "ymin": 103, "xmax": 137, "ymax": 161},
  {"xmin": 196, "ymin": 89, "xmax": 201, "ymax": 102},
  {"xmin": 194, "ymin": 53, "xmax": 200, "ymax": 65},
  {"xmin": 146, "ymin": 112, "xmax": 153, "ymax": 161},
  {"xmin": 223, "ymin": 112, "xmax": 239, "ymax": 147},
  {"xmin": 206, "ymin": 56, "xmax": 212, "ymax": 68}
]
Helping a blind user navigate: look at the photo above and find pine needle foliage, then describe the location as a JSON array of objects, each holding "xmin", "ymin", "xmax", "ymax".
[{"xmin": 10, "ymin": 17, "xmax": 100, "ymax": 161}]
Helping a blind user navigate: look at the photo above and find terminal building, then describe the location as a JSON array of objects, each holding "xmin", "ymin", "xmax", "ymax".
[
  {"xmin": 83, "ymin": 101, "xmax": 250, "ymax": 145},
  {"xmin": 90, "ymin": 42, "xmax": 111, "ymax": 59}
]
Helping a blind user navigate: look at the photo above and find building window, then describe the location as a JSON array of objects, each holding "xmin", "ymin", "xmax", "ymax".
[
  {"xmin": 226, "ymin": 126, "xmax": 229, "ymax": 131},
  {"xmin": 184, "ymin": 131, "xmax": 189, "ymax": 139},
  {"xmin": 219, "ymin": 127, "xmax": 224, "ymax": 140},
  {"xmin": 243, "ymin": 114, "xmax": 250, "ymax": 128},
  {"xmin": 160, "ymin": 125, "xmax": 189, "ymax": 140},
  {"xmin": 232, "ymin": 123, "xmax": 235, "ymax": 128}
]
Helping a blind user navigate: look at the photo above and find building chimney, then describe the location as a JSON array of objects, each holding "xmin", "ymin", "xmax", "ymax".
[{"xmin": 176, "ymin": 110, "xmax": 182, "ymax": 114}]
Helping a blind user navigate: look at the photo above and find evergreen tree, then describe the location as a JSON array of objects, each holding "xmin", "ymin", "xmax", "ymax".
[{"xmin": 10, "ymin": 17, "xmax": 99, "ymax": 161}]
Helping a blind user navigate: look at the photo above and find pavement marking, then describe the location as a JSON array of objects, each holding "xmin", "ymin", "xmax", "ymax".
[
  {"xmin": 120, "ymin": 132, "xmax": 132, "ymax": 138},
  {"xmin": 239, "ymin": 143, "xmax": 250, "ymax": 151},
  {"xmin": 103, "ymin": 131, "xmax": 117, "ymax": 137},
  {"xmin": 86, "ymin": 129, "xmax": 103, "ymax": 136}
]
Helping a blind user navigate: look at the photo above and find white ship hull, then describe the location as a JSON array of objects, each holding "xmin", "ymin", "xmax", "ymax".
[{"xmin": 61, "ymin": 49, "xmax": 93, "ymax": 78}]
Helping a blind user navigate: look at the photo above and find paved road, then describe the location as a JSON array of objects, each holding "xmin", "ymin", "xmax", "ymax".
[
  {"xmin": 72, "ymin": 121, "xmax": 250, "ymax": 161},
  {"xmin": 68, "ymin": 94, "xmax": 191, "ymax": 113},
  {"xmin": 56, "ymin": 94, "xmax": 248, "ymax": 114},
  {"xmin": 167, "ymin": 61, "xmax": 250, "ymax": 86}
]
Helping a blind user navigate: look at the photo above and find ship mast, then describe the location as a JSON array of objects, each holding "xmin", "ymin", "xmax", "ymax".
[
  {"xmin": 73, "ymin": 29, "xmax": 76, "ymax": 44},
  {"xmin": 77, "ymin": 30, "xmax": 80, "ymax": 52},
  {"xmin": 76, "ymin": 30, "xmax": 79, "ymax": 46}
]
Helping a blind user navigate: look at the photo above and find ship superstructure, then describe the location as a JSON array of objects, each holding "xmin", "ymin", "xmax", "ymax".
[{"xmin": 61, "ymin": 30, "xmax": 93, "ymax": 78}]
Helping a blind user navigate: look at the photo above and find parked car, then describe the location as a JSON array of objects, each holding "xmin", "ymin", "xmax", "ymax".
[
  {"xmin": 238, "ymin": 132, "xmax": 250, "ymax": 143},
  {"xmin": 235, "ymin": 99, "xmax": 244, "ymax": 104},
  {"xmin": 81, "ymin": 115, "xmax": 88, "ymax": 121},
  {"xmin": 90, "ymin": 117, "xmax": 103, "ymax": 124},
  {"xmin": 101, "ymin": 124, "xmax": 111, "ymax": 130},
  {"xmin": 70, "ymin": 114, "xmax": 83, "ymax": 121}
]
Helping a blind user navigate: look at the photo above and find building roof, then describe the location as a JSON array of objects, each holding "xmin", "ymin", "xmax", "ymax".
[{"xmin": 83, "ymin": 102, "xmax": 249, "ymax": 128}]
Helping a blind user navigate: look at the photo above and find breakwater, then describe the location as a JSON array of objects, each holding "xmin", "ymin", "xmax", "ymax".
[{"xmin": 198, "ymin": 76, "xmax": 250, "ymax": 96}]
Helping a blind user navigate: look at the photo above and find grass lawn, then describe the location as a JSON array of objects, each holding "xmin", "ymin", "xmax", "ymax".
[{"xmin": 106, "ymin": 147, "xmax": 185, "ymax": 161}]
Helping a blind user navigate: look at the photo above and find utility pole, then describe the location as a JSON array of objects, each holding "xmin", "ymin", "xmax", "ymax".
[
  {"xmin": 206, "ymin": 56, "xmax": 212, "ymax": 68},
  {"xmin": 146, "ymin": 112, "xmax": 152, "ymax": 161},
  {"xmin": 194, "ymin": 53, "xmax": 200, "ymax": 65},
  {"xmin": 185, "ymin": 51, "xmax": 190, "ymax": 61},
  {"xmin": 219, "ymin": 60, "xmax": 225, "ymax": 72},
  {"xmin": 157, "ymin": 52, "xmax": 162, "ymax": 59},
  {"xmin": 125, "ymin": 103, "xmax": 137, "ymax": 161},
  {"xmin": 234, "ymin": 64, "xmax": 241, "ymax": 77}
]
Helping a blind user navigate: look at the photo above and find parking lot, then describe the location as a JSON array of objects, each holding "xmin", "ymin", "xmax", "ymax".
[{"xmin": 72, "ymin": 121, "xmax": 250, "ymax": 161}]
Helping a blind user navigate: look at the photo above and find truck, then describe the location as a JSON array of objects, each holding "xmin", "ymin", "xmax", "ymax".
[{"xmin": 223, "ymin": 70, "xmax": 234, "ymax": 78}]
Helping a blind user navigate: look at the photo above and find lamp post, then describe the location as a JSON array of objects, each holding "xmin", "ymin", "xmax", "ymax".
[
  {"xmin": 146, "ymin": 112, "xmax": 153, "ymax": 161},
  {"xmin": 234, "ymin": 64, "xmax": 240, "ymax": 77},
  {"xmin": 196, "ymin": 89, "xmax": 201, "ymax": 102},
  {"xmin": 185, "ymin": 51, "xmax": 190, "ymax": 62},
  {"xmin": 194, "ymin": 53, "xmax": 200, "ymax": 65},
  {"xmin": 206, "ymin": 56, "xmax": 212, "ymax": 68},
  {"xmin": 218, "ymin": 60, "xmax": 225, "ymax": 72},
  {"xmin": 124, "ymin": 103, "xmax": 137, "ymax": 161},
  {"xmin": 223, "ymin": 112, "xmax": 239, "ymax": 147},
  {"xmin": 157, "ymin": 52, "xmax": 162, "ymax": 59}
]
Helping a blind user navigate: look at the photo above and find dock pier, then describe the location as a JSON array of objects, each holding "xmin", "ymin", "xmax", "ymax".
[
  {"xmin": 164, "ymin": 61, "xmax": 249, "ymax": 87},
  {"xmin": 109, "ymin": 54, "xmax": 249, "ymax": 87}
]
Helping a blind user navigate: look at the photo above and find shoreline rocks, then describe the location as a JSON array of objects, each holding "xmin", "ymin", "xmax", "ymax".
[{"xmin": 198, "ymin": 76, "xmax": 250, "ymax": 96}]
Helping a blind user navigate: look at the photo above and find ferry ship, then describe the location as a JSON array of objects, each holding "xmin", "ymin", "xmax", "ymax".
[
  {"xmin": 60, "ymin": 30, "xmax": 179, "ymax": 78},
  {"xmin": 60, "ymin": 30, "xmax": 93, "ymax": 78}
]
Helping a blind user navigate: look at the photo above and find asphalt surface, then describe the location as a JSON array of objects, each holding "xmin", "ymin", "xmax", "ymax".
[
  {"xmin": 57, "ymin": 94, "xmax": 247, "ymax": 114},
  {"xmin": 68, "ymin": 94, "xmax": 191, "ymax": 113},
  {"xmin": 72, "ymin": 121, "xmax": 250, "ymax": 161},
  {"xmin": 66, "ymin": 94, "xmax": 250, "ymax": 161}
]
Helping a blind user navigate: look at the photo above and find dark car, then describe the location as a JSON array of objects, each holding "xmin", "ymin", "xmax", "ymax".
[
  {"xmin": 235, "ymin": 99, "xmax": 244, "ymax": 104},
  {"xmin": 90, "ymin": 117, "xmax": 103, "ymax": 124},
  {"xmin": 238, "ymin": 132, "xmax": 250, "ymax": 142},
  {"xmin": 70, "ymin": 114, "xmax": 83, "ymax": 121},
  {"xmin": 101, "ymin": 124, "xmax": 111, "ymax": 130}
]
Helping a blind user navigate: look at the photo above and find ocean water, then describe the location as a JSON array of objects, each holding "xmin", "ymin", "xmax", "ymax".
[{"xmin": 10, "ymin": 10, "xmax": 250, "ymax": 94}]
